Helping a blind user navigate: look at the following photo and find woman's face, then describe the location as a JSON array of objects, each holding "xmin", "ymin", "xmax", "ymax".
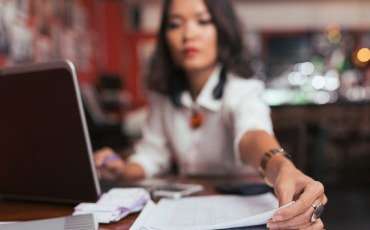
[{"xmin": 166, "ymin": 0, "xmax": 218, "ymax": 72}]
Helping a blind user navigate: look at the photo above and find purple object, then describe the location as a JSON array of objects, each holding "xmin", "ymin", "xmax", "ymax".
[{"xmin": 102, "ymin": 153, "xmax": 121, "ymax": 165}]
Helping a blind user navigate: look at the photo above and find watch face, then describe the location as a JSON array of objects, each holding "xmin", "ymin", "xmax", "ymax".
[
  {"xmin": 270, "ymin": 149, "xmax": 292, "ymax": 160},
  {"xmin": 270, "ymin": 148, "xmax": 284, "ymax": 154}
]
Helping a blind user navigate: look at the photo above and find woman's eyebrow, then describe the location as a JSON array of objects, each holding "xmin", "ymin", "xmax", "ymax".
[
  {"xmin": 168, "ymin": 14, "xmax": 183, "ymax": 20},
  {"xmin": 168, "ymin": 11, "xmax": 210, "ymax": 20},
  {"xmin": 195, "ymin": 11, "xmax": 210, "ymax": 17}
]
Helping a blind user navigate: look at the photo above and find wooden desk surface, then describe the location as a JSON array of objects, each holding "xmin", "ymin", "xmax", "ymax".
[{"xmin": 0, "ymin": 175, "xmax": 263, "ymax": 230}]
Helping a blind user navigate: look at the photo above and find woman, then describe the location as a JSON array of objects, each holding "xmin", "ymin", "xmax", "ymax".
[{"xmin": 95, "ymin": 0, "xmax": 327, "ymax": 229}]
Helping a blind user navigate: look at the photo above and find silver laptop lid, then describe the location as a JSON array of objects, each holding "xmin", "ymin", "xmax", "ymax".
[
  {"xmin": 0, "ymin": 60, "xmax": 101, "ymax": 203},
  {"xmin": 0, "ymin": 214, "xmax": 96, "ymax": 230}
]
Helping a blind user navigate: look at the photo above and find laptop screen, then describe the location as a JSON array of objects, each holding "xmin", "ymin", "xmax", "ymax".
[{"xmin": 0, "ymin": 63, "xmax": 100, "ymax": 203}]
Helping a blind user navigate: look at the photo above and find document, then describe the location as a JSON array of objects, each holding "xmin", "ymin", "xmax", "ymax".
[
  {"xmin": 74, "ymin": 188, "xmax": 150, "ymax": 224},
  {"xmin": 130, "ymin": 200, "xmax": 157, "ymax": 230},
  {"xmin": 132, "ymin": 192, "xmax": 294, "ymax": 230},
  {"xmin": 97, "ymin": 188, "xmax": 149, "ymax": 210}
]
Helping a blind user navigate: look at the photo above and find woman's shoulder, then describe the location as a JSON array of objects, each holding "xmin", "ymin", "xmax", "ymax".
[
  {"xmin": 147, "ymin": 91, "xmax": 170, "ymax": 102},
  {"xmin": 145, "ymin": 91, "xmax": 173, "ymax": 110},
  {"xmin": 224, "ymin": 73, "xmax": 265, "ymax": 100}
]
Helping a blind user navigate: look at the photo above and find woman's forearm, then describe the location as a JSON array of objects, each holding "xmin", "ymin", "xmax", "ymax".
[
  {"xmin": 239, "ymin": 130, "xmax": 295, "ymax": 186},
  {"xmin": 121, "ymin": 163, "xmax": 146, "ymax": 180},
  {"xmin": 264, "ymin": 153, "xmax": 296, "ymax": 186}
]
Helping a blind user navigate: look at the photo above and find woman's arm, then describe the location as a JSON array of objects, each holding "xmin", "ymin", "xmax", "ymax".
[
  {"xmin": 94, "ymin": 147, "xmax": 145, "ymax": 180},
  {"xmin": 94, "ymin": 93, "xmax": 172, "ymax": 181},
  {"xmin": 239, "ymin": 130, "xmax": 327, "ymax": 230},
  {"xmin": 239, "ymin": 130, "xmax": 284, "ymax": 171}
]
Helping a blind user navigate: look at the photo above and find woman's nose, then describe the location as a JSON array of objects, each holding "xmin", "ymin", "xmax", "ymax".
[{"xmin": 182, "ymin": 21, "xmax": 199, "ymax": 43}]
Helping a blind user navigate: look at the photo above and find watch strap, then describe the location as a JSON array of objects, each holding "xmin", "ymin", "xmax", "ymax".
[{"xmin": 258, "ymin": 148, "xmax": 291, "ymax": 187}]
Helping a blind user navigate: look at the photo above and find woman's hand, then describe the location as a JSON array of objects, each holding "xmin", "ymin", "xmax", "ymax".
[
  {"xmin": 238, "ymin": 131, "xmax": 327, "ymax": 229},
  {"xmin": 94, "ymin": 147, "xmax": 126, "ymax": 180},
  {"xmin": 267, "ymin": 165, "xmax": 328, "ymax": 230}
]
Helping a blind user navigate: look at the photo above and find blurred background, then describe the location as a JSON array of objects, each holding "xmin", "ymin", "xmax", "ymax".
[{"xmin": 0, "ymin": 0, "xmax": 370, "ymax": 229}]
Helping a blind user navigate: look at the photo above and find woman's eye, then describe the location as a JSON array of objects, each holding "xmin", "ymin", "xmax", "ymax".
[
  {"xmin": 168, "ymin": 23, "xmax": 180, "ymax": 29},
  {"xmin": 199, "ymin": 20, "xmax": 212, "ymax": 25}
]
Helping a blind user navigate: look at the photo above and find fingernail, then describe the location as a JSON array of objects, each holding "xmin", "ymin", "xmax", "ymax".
[
  {"xmin": 273, "ymin": 215, "xmax": 283, "ymax": 221},
  {"xmin": 267, "ymin": 222, "xmax": 279, "ymax": 229}
]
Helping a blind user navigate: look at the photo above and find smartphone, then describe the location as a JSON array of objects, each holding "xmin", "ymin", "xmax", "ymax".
[
  {"xmin": 214, "ymin": 183, "xmax": 273, "ymax": 196},
  {"xmin": 152, "ymin": 183, "xmax": 204, "ymax": 199}
]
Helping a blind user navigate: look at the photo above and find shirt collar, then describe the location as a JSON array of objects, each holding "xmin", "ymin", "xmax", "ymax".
[{"xmin": 180, "ymin": 64, "xmax": 223, "ymax": 112}]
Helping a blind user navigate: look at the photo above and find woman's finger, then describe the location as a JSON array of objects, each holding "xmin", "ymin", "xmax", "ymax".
[
  {"xmin": 105, "ymin": 158, "xmax": 125, "ymax": 171},
  {"xmin": 268, "ymin": 197, "xmax": 324, "ymax": 229},
  {"xmin": 99, "ymin": 158, "xmax": 126, "ymax": 180},
  {"xmin": 273, "ymin": 181, "xmax": 325, "ymax": 222},
  {"xmin": 94, "ymin": 147, "xmax": 115, "ymax": 167},
  {"xmin": 299, "ymin": 219, "xmax": 324, "ymax": 230},
  {"xmin": 268, "ymin": 219, "xmax": 324, "ymax": 230},
  {"xmin": 322, "ymin": 194, "xmax": 328, "ymax": 205},
  {"xmin": 100, "ymin": 166, "xmax": 120, "ymax": 180},
  {"xmin": 276, "ymin": 184, "xmax": 295, "ymax": 207}
]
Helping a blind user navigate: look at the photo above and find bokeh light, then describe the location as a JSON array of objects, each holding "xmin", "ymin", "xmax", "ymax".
[
  {"xmin": 328, "ymin": 31, "xmax": 341, "ymax": 44},
  {"xmin": 314, "ymin": 91, "xmax": 330, "ymax": 104},
  {"xmin": 328, "ymin": 91, "xmax": 338, "ymax": 103},
  {"xmin": 346, "ymin": 87, "xmax": 366, "ymax": 101},
  {"xmin": 324, "ymin": 77, "xmax": 340, "ymax": 91},
  {"xmin": 299, "ymin": 62, "xmax": 315, "ymax": 76},
  {"xmin": 324, "ymin": 23, "xmax": 341, "ymax": 37},
  {"xmin": 288, "ymin": 72, "xmax": 298, "ymax": 85},
  {"xmin": 312, "ymin": 76, "xmax": 326, "ymax": 89},
  {"xmin": 357, "ymin": 48, "xmax": 370, "ymax": 62},
  {"xmin": 288, "ymin": 72, "xmax": 307, "ymax": 86},
  {"xmin": 325, "ymin": 23, "xmax": 342, "ymax": 44}
]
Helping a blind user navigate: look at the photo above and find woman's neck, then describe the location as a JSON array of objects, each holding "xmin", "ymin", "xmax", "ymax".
[{"xmin": 185, "ymin": 63, "xmax": 218, "ymax": 100}]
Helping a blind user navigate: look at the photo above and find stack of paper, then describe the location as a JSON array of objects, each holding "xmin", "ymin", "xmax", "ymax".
[
  {"xmin": 130, "ymin": 192, "xmax": 294, "ymax": 230},
  {"xmin": 73, "ymin": 188, "xmax": 150, "ymax": 224}
]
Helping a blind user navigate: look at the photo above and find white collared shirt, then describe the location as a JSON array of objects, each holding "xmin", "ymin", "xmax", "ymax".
[{"xmin": 127, "ymin": 65, "xmax": 273, "ymax": 177}]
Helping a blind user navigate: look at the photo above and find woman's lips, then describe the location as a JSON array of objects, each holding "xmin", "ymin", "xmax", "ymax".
[{"xmin": 184, "ymin": 48, "xmax": 198, "ymax": 57}]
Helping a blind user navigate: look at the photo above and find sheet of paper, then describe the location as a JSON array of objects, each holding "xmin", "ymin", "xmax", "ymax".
[
  {"xmin": 74, "ymin": 188, "xmax": 150, "ymax": 224},
  {"xmin": 129, "ymin": 200, "xmax": 157, "ymax": 230},
  {"xmin": 74, "ymin": 210, "xmax": 129, "ymax": 224},
  {"xmin": 75, "ymin": 203, "xmax": 128, "ymax": 212},
  {"xmin": 92, "ymin": 215, "xmax": 99, "ymax": 230},
  {"xmin": 141, "ymin": 192, "xmax": 294, "ymax": 230},
  {"xmin": 97, "ymin": 188, "xmax": 147, "ymax": 209}
]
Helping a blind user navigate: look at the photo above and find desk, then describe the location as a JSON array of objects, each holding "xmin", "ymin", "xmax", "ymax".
[{"xmin": 0, "ymin": 175, "xmax": 263, "ymax": 230}]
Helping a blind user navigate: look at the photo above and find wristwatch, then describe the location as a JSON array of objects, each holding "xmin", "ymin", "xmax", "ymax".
[{"xmin": 258, "ymin": 148, "xmax": 291, "ymax": 187}]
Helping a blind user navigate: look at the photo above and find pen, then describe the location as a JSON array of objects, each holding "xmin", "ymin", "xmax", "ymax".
[{"xmin": 102, "ymin": 153, "xmax": 121, "ymax": 165}]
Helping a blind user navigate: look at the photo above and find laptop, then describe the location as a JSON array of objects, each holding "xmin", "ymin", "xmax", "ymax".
[
  {"xmin": 0, "ymin": 60, "xmax": 101, "ymax": 203},
  {"xmin": 0, "ymin": 214, "xmax": 97, "ymax": 230}
]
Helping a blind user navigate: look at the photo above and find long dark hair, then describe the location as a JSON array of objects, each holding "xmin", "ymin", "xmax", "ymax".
[{"xmin": 147, "ymin": 0, "xmax": 252, "ymax": 105}]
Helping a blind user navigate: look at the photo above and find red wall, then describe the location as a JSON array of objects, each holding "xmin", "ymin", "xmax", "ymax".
[
  {"xmin": 96, "ymin": 1, "xmax": 155, "ymax": 105},
  {"xmin": 0, "ymin": 0, "xmax": 155, "ymax": 106}
]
